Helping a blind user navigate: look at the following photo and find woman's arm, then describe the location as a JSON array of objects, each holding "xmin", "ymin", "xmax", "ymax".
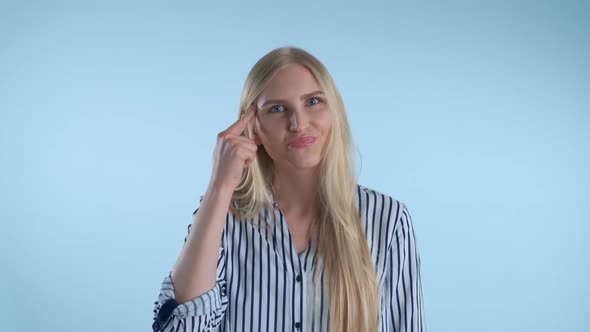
[
  {"xmin": 152, "ymin": 183, "xmax": 233, "ymax": 332},
  {"xmin": 383, "ymin": 203, "xmax": 426, "ymax": 331},
  {"xmin": 171, "ymin": 183, "xmax": 233, "ymax": 303}
]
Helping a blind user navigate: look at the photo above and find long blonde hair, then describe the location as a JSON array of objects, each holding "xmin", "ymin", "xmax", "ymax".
[{"xmin": 230, "ymin": 46, "xmax": 378, "ymax": 331}]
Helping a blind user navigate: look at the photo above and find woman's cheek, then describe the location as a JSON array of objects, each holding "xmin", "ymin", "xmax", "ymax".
[{"xmin": 258, "ymin": 115, "xmax": 283, "ymax": 133}]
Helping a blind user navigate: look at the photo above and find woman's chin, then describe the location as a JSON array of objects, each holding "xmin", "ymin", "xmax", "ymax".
[{"xmin": 288, "ymin": 155, "xmax": 322, "ymax": 170}]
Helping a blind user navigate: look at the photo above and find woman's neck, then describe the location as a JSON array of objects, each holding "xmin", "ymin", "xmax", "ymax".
[{"xmin": 271, "ymin": 167, "xmax": 320, "ymax": 219}]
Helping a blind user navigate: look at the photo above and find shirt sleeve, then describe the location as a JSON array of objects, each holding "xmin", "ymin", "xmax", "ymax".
[
  {"xmin": 152, "ymin": 196, "xmax": 229, "ymax": 332},
  {"xmin": 383, "ymin": 203, "xmax": 426, "ymax": 332}
]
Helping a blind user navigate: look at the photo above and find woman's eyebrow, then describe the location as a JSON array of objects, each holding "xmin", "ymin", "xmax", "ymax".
[{"xmin": 261, "ymin": 90, "xmax": 324, "ymax": 108}]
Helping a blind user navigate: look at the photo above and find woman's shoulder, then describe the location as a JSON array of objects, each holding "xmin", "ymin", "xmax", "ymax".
[
  {"xmin": 355, "ymin": 183, "xmax": 407, "ymax": 209},
  {"xmin": 355, "ymin": 183, "xmax": 412, "ymax": 234}
]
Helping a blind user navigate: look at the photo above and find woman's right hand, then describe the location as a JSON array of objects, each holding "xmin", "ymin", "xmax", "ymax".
[{"xmin": 209, "ymin": 106, "xmax": 259, "ymax": 192}]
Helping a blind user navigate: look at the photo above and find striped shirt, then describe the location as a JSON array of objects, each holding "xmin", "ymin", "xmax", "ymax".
[{"xmin": 152, "ymin": 184, "xmax": 425, "ymax": 331}]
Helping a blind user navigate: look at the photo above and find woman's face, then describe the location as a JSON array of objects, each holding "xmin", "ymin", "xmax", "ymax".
[{"xmin": 253, "ymin": 64, "xmax": 332, "ymax": 171}]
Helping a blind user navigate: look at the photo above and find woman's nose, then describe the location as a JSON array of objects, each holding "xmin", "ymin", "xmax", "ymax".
[
  {"xmin": 289, "ymin": 112, "xmax": 298, "ymax": 130},
  {"xmin": 289, "ymin": 107, "xmax": 307, "ymax": 130}
]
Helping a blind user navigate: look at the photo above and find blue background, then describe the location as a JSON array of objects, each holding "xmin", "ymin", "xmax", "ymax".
[{"xmin": 1, "ymin": 1, "xmax": 588, "ymax": 331}]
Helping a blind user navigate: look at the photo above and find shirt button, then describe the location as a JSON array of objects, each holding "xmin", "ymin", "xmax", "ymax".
[
  {"xmin": 296, "ymin": 274, "xmax": 302, "ymax": 282},
  {"xmin": 151, "ymin": 321, "xmax": 160, "ymax": 331},
  {"xmin": 295, "ymin": 322, "xmax": 301, "ymax": 329}
]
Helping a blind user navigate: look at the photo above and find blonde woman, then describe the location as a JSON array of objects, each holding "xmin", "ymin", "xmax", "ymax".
[{"xmin": 152, "ymin": 46, "xmax": 425, "ymax": 332}]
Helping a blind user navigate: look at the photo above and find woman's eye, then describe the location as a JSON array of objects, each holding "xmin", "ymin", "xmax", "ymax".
[
  {"xmin": 269, "ymin": 97, "xmax": 321, "ymax": 113},
  {"xmin": 270, "ymin": 105, "xmax": 286, "ymax": 113},
  {"xmin": 307, "ymin": 97, "xmax": 321, "ymax": 105}
]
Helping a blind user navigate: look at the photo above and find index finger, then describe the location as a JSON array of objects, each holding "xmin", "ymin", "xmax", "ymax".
[{"xmin": 226, "ymin": 105, "xmax": 257, "ymax": 136}]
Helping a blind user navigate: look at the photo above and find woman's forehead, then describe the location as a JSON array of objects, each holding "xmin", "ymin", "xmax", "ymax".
[{"xmin": 258, "ymin": 65, "xmax": 322, "ymax": 105}]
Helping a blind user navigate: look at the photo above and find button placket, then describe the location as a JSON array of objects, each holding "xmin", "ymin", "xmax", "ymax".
[
  {"xmin": 294, "ymin": 268, "xmax": 304, "ymax": 331},
  {"xmin": 271, "ymin": 188, "xmax": 307, "ymax": 330}
]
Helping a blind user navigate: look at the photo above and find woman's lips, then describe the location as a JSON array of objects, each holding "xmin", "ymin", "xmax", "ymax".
[{"xmin": 288, "ymin": 136, "xmax": 317, "ymax": 148}]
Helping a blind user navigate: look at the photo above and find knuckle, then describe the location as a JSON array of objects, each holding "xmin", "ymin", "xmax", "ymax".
[
  {"xmin": 218, "ymin": 135, "xmax": 229, "ymax": 143},
  {"xmin": 224, "ymin": 135, "xmax": 236, "ymax": 144},
  {"xmin": 228, "ymin": 139, "xmax": 239, "ymax": 148}
]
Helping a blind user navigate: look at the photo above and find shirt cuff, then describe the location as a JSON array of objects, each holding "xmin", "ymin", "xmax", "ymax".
[{"xmin": 154, "ymin": 273, "xmax": 227, "ymax": 330}]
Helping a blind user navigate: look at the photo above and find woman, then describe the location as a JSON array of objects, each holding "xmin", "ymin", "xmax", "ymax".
[{"xmin": 152, "ymin": 46, "xmax": 425, "ymax": 332}]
